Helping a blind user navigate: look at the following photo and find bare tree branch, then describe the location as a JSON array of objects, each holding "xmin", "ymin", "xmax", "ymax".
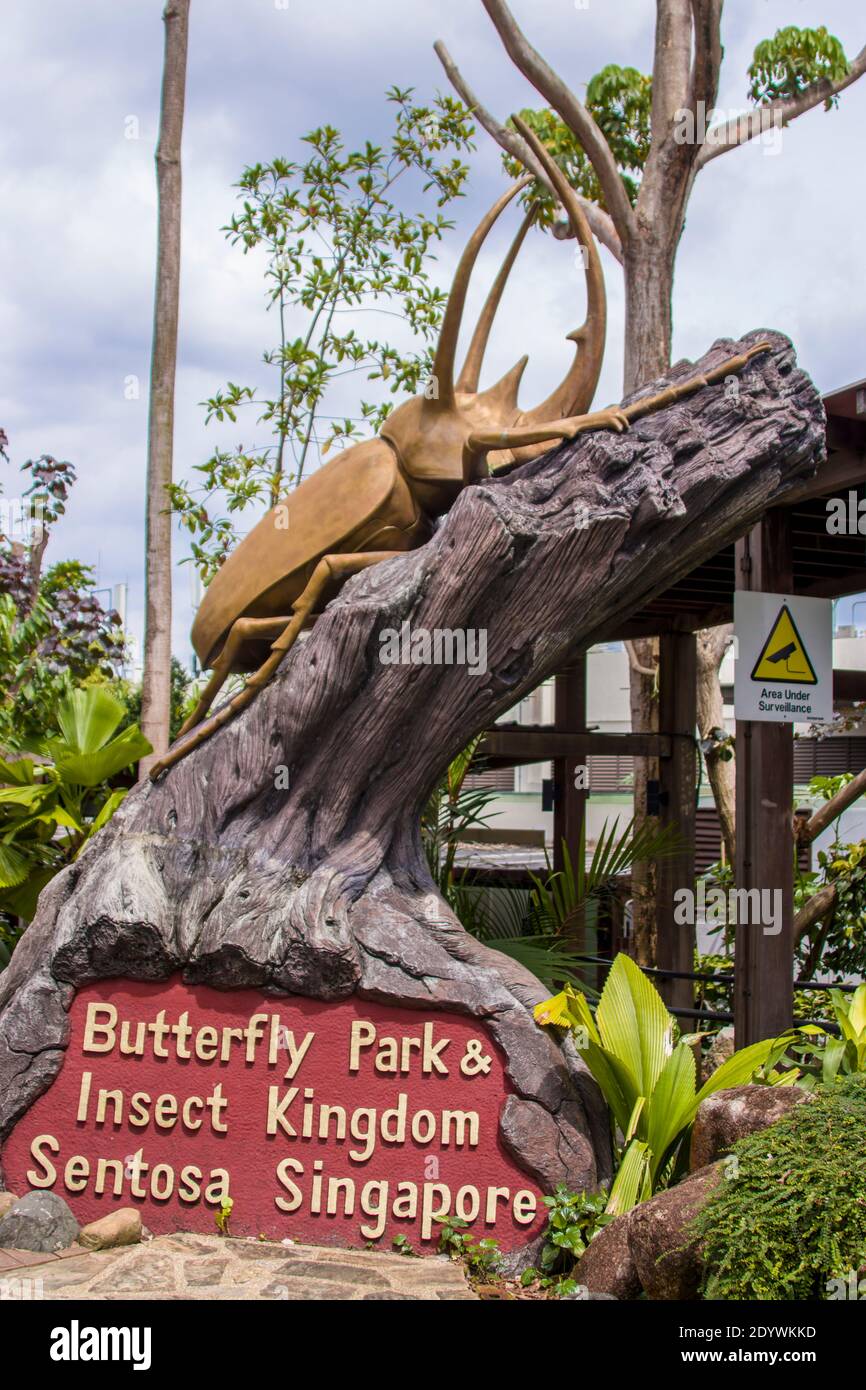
[
  {"xmin": 638, "ymin": 0, "xmax": 698, "ymax": 232},
  {"xmin": 624, "ymin": 638, "xmax": 658, "ymax": 680},
  {"xmin": 433, "ymin": 39, "xmax": 623, "ymax": 263},
  {"xmin": 797, "ymin": 764, "xmax": 866, "ymax": 845},
  {"xmin": 694, "ymin": 40, "xmax": 866, "ymax": 171},
  {"xmin": 478, "ymin": 0, "xmax": 636, "ymax": 245},
  {"xmin": 651, "ymin": 0, "xmax": 694, "ymax": 138},
  {"xmin": 794, "ymin": 882, "xmax": 836, "ymax": 941},
  {"xmin": 688, "ymin": 0, "xmax": 723, "ymax": 114}
]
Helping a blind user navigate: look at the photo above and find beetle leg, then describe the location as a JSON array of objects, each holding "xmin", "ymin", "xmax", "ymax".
[
  {"xmin": 149, "ymin": 551, "xmax": 403, "ymax": 780},
  {"xmin": 463, "ymin": 408, "xmax": 631, "ymax": 479},
  {"xmin": 177, "ymin": 616, "xmax": 296, "ymax": 738}
]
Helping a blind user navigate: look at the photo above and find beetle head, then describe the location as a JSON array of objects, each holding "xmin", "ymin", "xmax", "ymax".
[{"xmin": 383, "ymin": 115, "xmax": 607, "ymax": 494}]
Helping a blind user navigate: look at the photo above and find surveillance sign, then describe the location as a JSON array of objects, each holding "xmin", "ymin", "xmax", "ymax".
[{"xmin": 734, "ymin": 592, "xmax": 833, "ymax": 723}]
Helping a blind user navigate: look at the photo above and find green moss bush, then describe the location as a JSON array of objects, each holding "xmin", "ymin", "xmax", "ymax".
[{"xmin": 691, "ymin": 1074, "xmax": 866, "ymax": 1300}]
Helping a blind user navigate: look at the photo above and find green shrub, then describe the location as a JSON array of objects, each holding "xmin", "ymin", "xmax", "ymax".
[{"xmin": 691, "ymin": 1074, "xmax": 866, "ymax": 1300}]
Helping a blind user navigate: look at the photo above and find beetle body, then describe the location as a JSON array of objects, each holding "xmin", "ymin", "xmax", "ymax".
[{"xmin": 192, "ymin": 437, "xmax": 432, "ymax": 675}]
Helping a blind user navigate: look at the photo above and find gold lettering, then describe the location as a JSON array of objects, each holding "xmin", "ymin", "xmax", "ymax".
[
  {"xmin": 348, "ymin": 1020, "xmax": 376, "ymax": 1071},
  {"xmin": 83, "ymin": 1003, "xmax": 116, "ymax": 1053},
  {"xmin": 27, "ymin": 1134, "xmax": 58, "ymax": 1188},
  {"xmin": 513, "ymin": 1190, "xmax": 538, "ymax": 1225}
]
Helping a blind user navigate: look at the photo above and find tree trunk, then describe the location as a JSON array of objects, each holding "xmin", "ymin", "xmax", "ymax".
[
  {"xmin": 622, "ymin": 240, "xmax": 675, "ymax": 962},
  {"xmin": 626, "ymin": 637, "xmax": 658, "ymax": 966},
  {"xmin": 0, "ymin": 334, "xmax": 824, "ymax": 1173},
  {"xmin": 696, "ymin": 624, "xmax": 736, "ymax": 864},
  {"xmin": 139, "ymin": 0, "xmax": 190, "ymax": 778},
  {"xmin": 623, "ymin": 234, "xmax": 676, "ymax": 396}
]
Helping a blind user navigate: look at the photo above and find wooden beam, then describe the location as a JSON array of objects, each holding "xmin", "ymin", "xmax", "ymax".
[
  {"xmin": 655, "ymin": 632, "xmax": 697, "ymax": 1014},
  {"xmin": 799, "ymin": 568, "xmax": 866, "ymax": 601},
  {"xmin": 775, "ymin": 442, "xmax": 866, "ymax": 507},
  {"xmin": 591, "ymin": 604, "xmax": 734, "ymax": 644},
  {"xmin": 478, "ymin": 727, "xmax": 673, "ymax": 766},
  {"xmin": 734, "ymin": 511, "xmax": 795, "ymax": 1045}
]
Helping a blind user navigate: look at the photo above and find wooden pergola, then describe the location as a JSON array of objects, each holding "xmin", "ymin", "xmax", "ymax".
[{"xmin": 480, "ymin": 378, "xmax": 866, "ymax": 1044}]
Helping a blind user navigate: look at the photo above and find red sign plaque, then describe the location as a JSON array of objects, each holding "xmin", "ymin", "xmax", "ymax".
[{"xmin": 1, "ymin": 978, "xmax": 545, "ymax": 1251}]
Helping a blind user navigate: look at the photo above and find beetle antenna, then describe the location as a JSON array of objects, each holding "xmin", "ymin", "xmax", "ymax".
[
  {"xmin": 456, "ymin": 202, "xmax": 537, "ymax": 395},
  {"xmin": 429, "ymin": 176, "xmax": 531, "ymax": 411},
  {"xmin": 510, "ymin": 114, "xmax": 606, "ymax": 424}
]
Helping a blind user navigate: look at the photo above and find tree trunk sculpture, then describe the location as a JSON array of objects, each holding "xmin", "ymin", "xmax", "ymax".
[{"xmin": 0, "ymin": 331, "xmax": 825, "ymax": 1207}]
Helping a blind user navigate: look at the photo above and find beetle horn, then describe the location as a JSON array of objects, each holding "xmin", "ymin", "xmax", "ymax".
[
  {"xmin": 456, "ymin": 203, "xmax": 537, "ymax": 395},
  {"xmin": 510, "ymin": 114, "xmax": 606, "ymax": 424},
  {"xmin": 474, "ymin": 354, "xmax": 530, "ymax": 414},
  {"xmin": 428, "ymin": 176, "xmax": 531, "ymax": 411}
]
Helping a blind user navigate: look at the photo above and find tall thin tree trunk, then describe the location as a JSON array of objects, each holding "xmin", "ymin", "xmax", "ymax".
[
  {"xmin": 626, "ymin": 637, "xmax": 659, "ymax": 966},
  {"xmin": 622, "ymin": 245, "xmax": 675, "ymax": 963},
  {"xmin": 139, "ymin": 0, "xmax": 190, "ymax": 778},
  {"xmin": 696, "ymin": 624, "xmax": 736, "ymax": 864},
  {"xmin": 623, "ymin": 235, "xmax": 675, "ymax": 395}
]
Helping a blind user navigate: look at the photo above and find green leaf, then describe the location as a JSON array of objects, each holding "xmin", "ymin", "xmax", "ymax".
[
  {"xmin": 0, "ymin": 758, "xmax": 41, "ymax": 786},
  {"xmin": 605, "ymin": 1139, "xmax": 651, "ymax": 1217},
  {"xmin": 55, "ymin": 726, "xmax": 151, "ymax": 787},
  {"xmin": 55, "ymin": 685, "xmax": 126, "ymax": 756},
  {"xmin": 695, "ymin": 1035, "xmax": 787, "ymax": 1106},
  {"xmin": 0, "ymin": 841, "xmax": 30, "ymax": 888},
  {"xmin": 596, "ymin": 952, "xmax": 673, "ymax": 1099}
]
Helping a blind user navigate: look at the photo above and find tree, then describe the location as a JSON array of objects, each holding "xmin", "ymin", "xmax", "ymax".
[
  {"xmin": 0, "ymin": 434, "xmax": 125, "ymax": 749},
  {"xmin": 140, "ymin": 0, "xmax": 190, "ymax": 779},
  {"xmin": 435, "ymin": 4, "xmax": 866, "ymax": 954},
  {"xmin": 169, "ymin": 90, "xmax": 474, "ymax": 581},
  {"xmin": 696, "ymin": 623, "xmax": 735, "ymax": 864}
]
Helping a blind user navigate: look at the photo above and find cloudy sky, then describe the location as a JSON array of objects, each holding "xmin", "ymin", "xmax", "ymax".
[{"xmin": 1, "ymin": 0, "xmax": 864, "ymax": 668}]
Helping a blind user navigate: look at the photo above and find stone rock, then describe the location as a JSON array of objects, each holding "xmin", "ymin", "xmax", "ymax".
[
  {"xmin": 627, "ymin": 1164, "xmax": 722, "ymax": 1300},
  {"xmin": 574, "ymin": 1214, "xmax": 641, "ymax": 1301},
  {"xmin": 0, "ymin": 1189, "xmax": 79, "ymax": 1252},
  {"xmin": 499, "ymin": 1094, "xmax": 597, "ymax": 1194},
  {"xmin": 77, "ymin": 1208, "xmax": 142, "ymax": 1251},
  {"xmin": 0, "ymin": 1191, "xmax": 19, "ymax": 1220},
  {"xmin": 702, "ymin": 1025, "xmax": 735, "ymax": 1083},
  {"xmin": 690, "ymin": 1083, "xmax": 808, "ymax": 1171}
]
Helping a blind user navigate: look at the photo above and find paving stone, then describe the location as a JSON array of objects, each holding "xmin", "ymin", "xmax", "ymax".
[
  {"xmin": 90, "ymin": 1253, "xmax": 178, "ymax": 1294},
  {"xmin": 272, "ymin": 1258, "xmax": 392, "ymax": 1287},
  {"xmin": 232, "ymin": 1240, "xmax": 294, "ymax": 1261},
  {"xmin": 35, "ymin": 1261, "xmax": 111, "ymax": 1291},
  {"xmin": 0, "ymin": 1248, "xmax": 55, "ymax": 1269},
  {"xmin": 184, "ymin": 1257, "xmax": 230, "ymax": 1286},
  {"xmin": 362, "ymin": 1292, "xmax": 422, "ymax": 1300},
  {"xmin": 3, "ymin": 1231, "xmax": 477, "ymax": 1300},
  {"xmin": 160, "ymin": 1234, "xmax": 223, "ymax": 1255}
]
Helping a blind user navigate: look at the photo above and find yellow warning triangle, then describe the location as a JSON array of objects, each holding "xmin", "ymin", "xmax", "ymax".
[{"xmin": 750, "ymin": 604, "xmax": 817, "ymax": 684}]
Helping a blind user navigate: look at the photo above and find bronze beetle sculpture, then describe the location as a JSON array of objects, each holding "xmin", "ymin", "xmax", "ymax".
[{"xmin": 151, "ymin": 117, "xmax": 767, "ymax": 778}]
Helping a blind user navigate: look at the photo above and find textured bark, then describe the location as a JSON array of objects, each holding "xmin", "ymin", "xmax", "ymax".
[
  {"xmin": 0, "ymin": 333, "xmax": 824, "ymax": 1208},
  {"xmin": 626, "ymin": 637, "xmax": 658, "ymax": 967},
  {"xmin": 696, "ymin": 623, "xmax": 735, "ymax": 864},
  {"xmin": 140, "ymin": 0, "xmax": 190, "ymax": 776}
]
